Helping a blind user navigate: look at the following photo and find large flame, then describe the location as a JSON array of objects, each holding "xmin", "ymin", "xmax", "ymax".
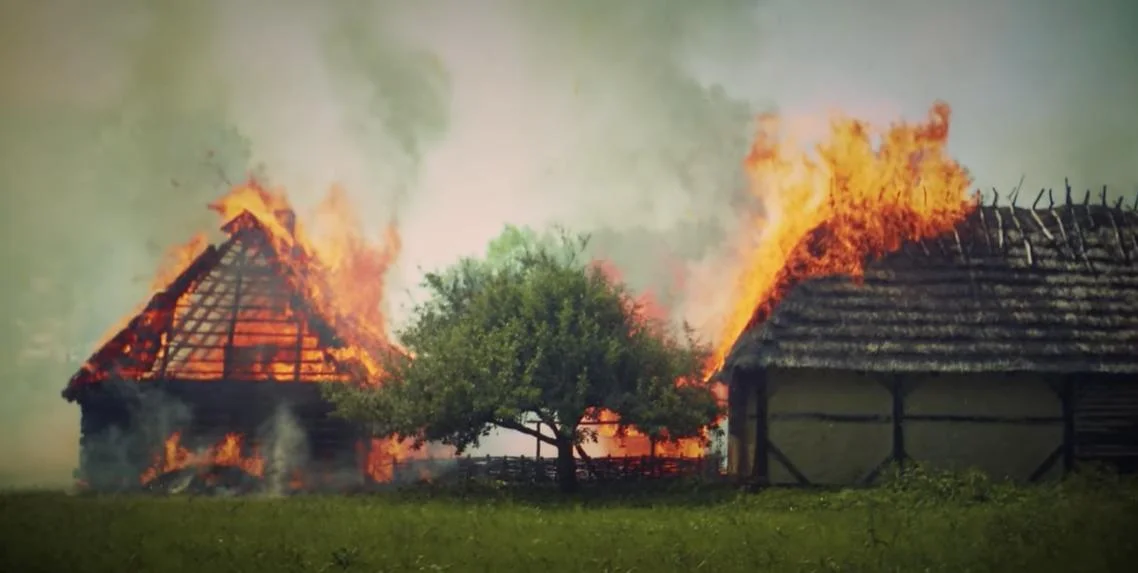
[
  {"xmin": 358, "ymin": 437, "xmax": 419, "ymax": 483},
  {"xmin": 206, "ymin": 180, "xmax": 402, "ymax": 382},
  {"xmin": 713, "ymin": 102, "xmax": 976, "ymax": 368},
  {"xmin": 140, "ymin": 432, "xmax": 265, "ymax": 485}
]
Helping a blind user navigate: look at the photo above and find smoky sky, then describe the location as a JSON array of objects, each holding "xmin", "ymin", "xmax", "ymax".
[{"xmin": 1, "ymin": 0, "xmax": 1135, "ymax": 484}]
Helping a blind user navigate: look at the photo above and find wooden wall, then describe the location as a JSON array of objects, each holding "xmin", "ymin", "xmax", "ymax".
[{"xmin": 726, "ymin": 367, "xmax": 1073, "ymax": 485}]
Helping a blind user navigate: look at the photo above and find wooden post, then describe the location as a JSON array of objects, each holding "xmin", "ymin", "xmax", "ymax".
[
  {"xmin": 222, "ymin": 244, "xmax": 248, "ymax": 380},
  {"xmin": 891, "ymin": 374, "xmax": 907, "ymax": 466},
  {"xmin": 751, "ymin": 370, "xmax": 770, "ymax": 485},
  {"xmin": 293, "ymin": 316, "xmax": 305, "ymax": 382},
  {"xmin": 726, "ymin": 367, "xmax": 749, "ymax": 480},
  {"xmin": 1061, "ymin": 375, "xmax": 1076, "ymax": 473},
  {"xmin": 533, "ymin": 421, "xmax": 542, "ymax": 458}
]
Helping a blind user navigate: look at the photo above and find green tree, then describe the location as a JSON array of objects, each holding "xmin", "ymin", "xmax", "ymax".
[{"xmin": 326, "ymin": 226, "xmax": 721, "ymax": 492}]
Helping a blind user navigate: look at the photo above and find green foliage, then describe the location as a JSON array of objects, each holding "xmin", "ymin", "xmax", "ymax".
[
  {"xmin": 873, "ymin": 460, "xmax": 1138, "ymax": 508},
  {"xmin": 2, "ymin": 482, "xmax": 1135, "ymax": 573},
  {"xmin": 326, "ymin": 225, "xmax": 721, "ymax": 485},
  {"xmin": 876, "ymin": 462, "xmax": 1015, "ymax": 505},
  {"xmin": 483, "ymin": 224, "xmax": 562, "ymax": 269}
]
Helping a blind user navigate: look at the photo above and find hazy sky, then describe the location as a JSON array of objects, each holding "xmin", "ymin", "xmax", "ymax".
[{"xmin": 1, "ymin": 0, "xmax": 1135, "ymax": 485}]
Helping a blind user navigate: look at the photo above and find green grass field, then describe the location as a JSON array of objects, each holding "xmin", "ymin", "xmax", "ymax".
[{"xmin": 2, "ymin": 470, "xmax": 1136, "ymax": 573}]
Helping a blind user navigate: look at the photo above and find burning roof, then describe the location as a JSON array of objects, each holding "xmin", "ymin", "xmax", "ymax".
[
  {"xmin": 62, "ymin": 181, "xmax": 402, "ymax": 402},
  {"xmin": 711, "ymin": 102, "xmax": 976, "ymax": 371},
  {"xmin": 709, "ymin": 101, "xmax": 1138, "ymax": 376},
  {"xmin": 723, "ymin": 191, "xmax": 1138, "ymax": 374}
]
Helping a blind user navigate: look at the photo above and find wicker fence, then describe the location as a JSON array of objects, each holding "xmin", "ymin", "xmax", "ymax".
[{"xmin": 392, "ymin": 454, "xmax": 724, "ymax": 485}]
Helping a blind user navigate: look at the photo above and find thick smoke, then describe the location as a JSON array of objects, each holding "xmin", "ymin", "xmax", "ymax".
[
  {"xmin": 0, "ymin": 0, "xmax": 451, "ymax": 487},
  {"xmin": 258, "ymin": 405, "xmax": 310, "ymax": 496}
]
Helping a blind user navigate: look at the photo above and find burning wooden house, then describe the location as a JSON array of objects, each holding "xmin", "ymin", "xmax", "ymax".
[
  {"xmin": 61, "ymin": 189, "xmax": 409, "ymax": 492},
  {"xmin": 720, "ymin": 192, "xmax": 1138, "ymax": 485}
]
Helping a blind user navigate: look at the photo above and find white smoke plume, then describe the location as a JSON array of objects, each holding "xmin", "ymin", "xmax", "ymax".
[{"xmin": 258, "ymin": 404, "xmax": 310, "ymax": 496}]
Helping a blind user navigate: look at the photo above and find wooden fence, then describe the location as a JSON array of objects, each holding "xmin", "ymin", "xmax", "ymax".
[{"xmin": 391, "ymin": 454, "xmax": 725, "ymax": 485}]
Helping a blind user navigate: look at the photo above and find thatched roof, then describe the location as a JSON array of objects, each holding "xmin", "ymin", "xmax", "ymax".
[{"xmin": 724, "ymin": 192, "xmax": 1138, "ymax": 374}]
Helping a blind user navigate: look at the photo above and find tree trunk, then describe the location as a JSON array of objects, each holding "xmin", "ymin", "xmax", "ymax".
[{"xmin": 555, "ymin": 439, "xmax": 579, "ymax": 493}]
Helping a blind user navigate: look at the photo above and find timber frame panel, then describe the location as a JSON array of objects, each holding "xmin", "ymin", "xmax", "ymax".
[{"xmin": 733, "ymin": 368, "xmax": 1082, "ymax": 486}]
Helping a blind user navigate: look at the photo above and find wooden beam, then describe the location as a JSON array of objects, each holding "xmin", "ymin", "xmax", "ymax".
[
  {"xmin": 726, "ymin": 366, "xmax": 748, "ymax": 480},
  {"xmin": 859, "ymin": 374, "xmax": 909, "ymax": 484},
  {"xmin": 767, "ymin": 440, "xmax": 809, "ymax": 485},
  {"xmin": 1028, "ymin": 445, "xmax": 1063, "ymax": 482},
  {"xmin": 891, "ymin": 374, "xmax": 907, "ymax": 466},
  {"xmin": 769, "ymin": 413, "xmax": 889, "ymax": 423},
  {"xmin": 768, "ymin": 412, "xmax": 1063, "ymax": 425},
  {"xmin": 293, "ymin": 317, "xmax": 305, "ymax": 383},
  {"xmin": 533, "ymin": 421, "xmax": 542, "ymax": 459},
  {"xmin": 859, "ymin": 455, "xmax": 891, "ymax": 485},
  {"xmin": 906, "ymin": 414, "xmax": 1064, "ymax": 425},
  {"xmin": 1062, "ymin": 375, "xmax": 1076, "ymax": 473},
  {"xmin": 750, "ymin": 369, "xmax": 770, "ymax": 486},
  {"xmin": 222, "ymin": 245, "xmax": 249, "ymax": 380}
]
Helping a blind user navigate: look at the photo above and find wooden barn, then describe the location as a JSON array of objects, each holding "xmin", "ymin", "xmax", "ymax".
[
  {"xmin": 61, "ymin": 209, "xmax": 392, "ymax": 492},
  {"xmin": 720, "ymin": 192, "xmax": 1138, "ymax": 485}
]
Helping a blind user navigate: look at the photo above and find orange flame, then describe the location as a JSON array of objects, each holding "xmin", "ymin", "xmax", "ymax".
[
  {"xmin": 151, "ymin": 233, "xmax": 210, "ymax": 291},
  {"xmin": 358, "ymin": 437, "xmax": 421, "ymax": 483},
  {"xmin": 140, "ymin": 431, "xmax": 265, "ymax": 484},
  {"xmin": 585, "ymin": 260, "xmax": 711, "ymax": 458},
  {"xmin": 588, "ymin": 409, "xmax": 706, "ymax": 458},
  {"xmin": 206, "ymin": 179, "xmax": 403, "ymax": 382},
  {"xmin": 713, "ymin": 102, "xmax": 975, "ymax": 368},
  {"xmin": 89, "ymin": 234, "xmax": 210, "ymax": 357}
]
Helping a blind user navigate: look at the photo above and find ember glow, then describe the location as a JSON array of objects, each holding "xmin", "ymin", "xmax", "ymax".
[{"xmin": 713, "ymin": 102, "xmax": 976, "ymax": 368}]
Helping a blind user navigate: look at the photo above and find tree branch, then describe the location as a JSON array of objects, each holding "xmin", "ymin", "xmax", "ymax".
[
  {"xmin": 496, "ymin": 419, "xmax": 558, "ymax": 447},
  {"xmin": 535, "ymin": 410, "xmax": 561, "ymax": 437},
  {"xmin": 574, "ymin": 443, "xmax": 593, "ymax": 462}
]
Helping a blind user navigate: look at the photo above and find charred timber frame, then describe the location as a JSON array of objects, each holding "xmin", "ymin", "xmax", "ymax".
[
  {"xmin": 221, "ymin": 242, "xmax": 249, "ymax": 380},
  {"xmin": 65, "ymin": 211, "xmax": 395, "ymax": 490},
  {"xmin": 734, "ymin": 371, "xmax": 1077, "ymax": 487}
]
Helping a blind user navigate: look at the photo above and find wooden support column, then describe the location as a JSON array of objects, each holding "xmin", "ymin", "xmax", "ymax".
[
  {"xmin": 751, "ymin": 369, "xmax": 770, "ymax": 486},
  {"xmin": 1061, "ymin": 375, "xmax": 1076, "ymax": 473},
  {"xmin": 726, "ymin": 367, "xmax": 747, "ymax": 479},
  {"xmin": 1029, "ymin": 375, "xmax": 1075, "ymax": 482},
  {"xmin": 293, "ymin": 320, "xmax": 305, "ymax": 382},
  {"xmin": 891, "ymin": 374, "xmax": 908, "ymax": 466},
  {"xmin": 222, "ymin": 245, "xmax": 248, "ymax": 380},
  {"xmin": 860, "ymin": 374, "xmax": 913, "ymax": 484},
  {"xmin": 533, "ymin": 421, "xmax": 542, "ymax": 459}
]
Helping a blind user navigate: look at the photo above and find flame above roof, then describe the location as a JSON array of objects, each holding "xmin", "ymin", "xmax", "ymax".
[{"xmin": 723, "ymin": 195, "xmax": 1138, "ymax": 375}]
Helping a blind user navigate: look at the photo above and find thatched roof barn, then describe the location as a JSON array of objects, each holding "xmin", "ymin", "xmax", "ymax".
[{"xmin": 722, "ymin": 192, "xmax": 1138, "ymax": 485}]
